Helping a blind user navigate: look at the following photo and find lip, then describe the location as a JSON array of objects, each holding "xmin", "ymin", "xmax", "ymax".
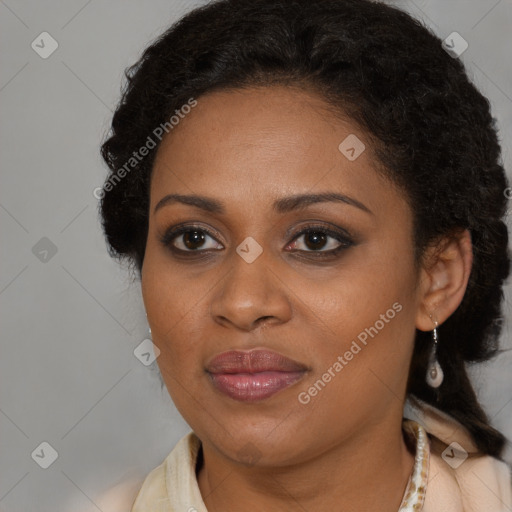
[{"xmin": 206, "ymin": 349, "xmax": 308, "ymax": 402}]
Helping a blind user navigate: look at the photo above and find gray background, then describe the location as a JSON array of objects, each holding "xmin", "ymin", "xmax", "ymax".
[{"xmin": 0, "ymin": 1, "xmax": 511, "ymax": 511}]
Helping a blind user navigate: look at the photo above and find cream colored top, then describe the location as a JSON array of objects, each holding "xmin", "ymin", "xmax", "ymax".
[{"xmin": 128, "ymin": 397, "xmax": 511, "ymax": 512}]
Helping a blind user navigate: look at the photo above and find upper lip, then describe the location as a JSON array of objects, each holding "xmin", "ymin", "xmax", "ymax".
[{"xmin": 206, "ymin": 348, "xmax": 308, "ymax": 374}]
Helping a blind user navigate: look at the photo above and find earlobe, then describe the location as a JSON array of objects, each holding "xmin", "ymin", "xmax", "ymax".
[{"xmin": 416, "ymin": 229, "xmax": 473, "ymax": 331}]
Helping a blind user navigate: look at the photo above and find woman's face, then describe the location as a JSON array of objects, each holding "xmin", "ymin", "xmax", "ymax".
[{"xmin": 142, "ymin": 85, "xmax": 423, "ymax": 466}]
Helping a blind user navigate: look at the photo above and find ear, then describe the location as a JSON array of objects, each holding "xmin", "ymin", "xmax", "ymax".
[{"xmin": 415, "ymin": 229, "xmax": 473, "ymax": 331}]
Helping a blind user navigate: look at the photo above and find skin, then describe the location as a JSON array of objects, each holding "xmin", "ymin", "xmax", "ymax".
[{"xmin": 141, "ymin": 85, "xmax": 473, "ymax": 511}]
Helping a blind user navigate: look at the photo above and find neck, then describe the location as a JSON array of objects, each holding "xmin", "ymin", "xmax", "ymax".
[{"xmin": 197, "ymin": 412, "xmax": 415, "ymax": 512}]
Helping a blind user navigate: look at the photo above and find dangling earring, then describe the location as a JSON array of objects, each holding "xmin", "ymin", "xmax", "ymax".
[
  {"xmin": 146, "ymin": 312, "xmax": 151, "ymax": 336},
  {"xmin": 426, "ymin": 319, "xmax": 444, "ymax": 388}
]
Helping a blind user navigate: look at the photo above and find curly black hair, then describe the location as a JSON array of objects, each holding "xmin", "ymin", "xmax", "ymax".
[{"xmin": 99, "ymin": 0, "xmax": 511, "ymax": 457}]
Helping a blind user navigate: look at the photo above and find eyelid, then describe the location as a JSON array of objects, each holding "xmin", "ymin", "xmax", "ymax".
[
  {"xmin": 284, "ymin": 221, "xmax": 354, "ymax": 244},
  {"xmin": 160, "ymin": 221, "xmax": 355, "ymax": 255},
  {"xmin": 159, "ymin": 223, "xmax": 224, "ymax": 249},
  {"xmin": 285, "ymin": 223, "xmax": 354, "ymax": 256}
]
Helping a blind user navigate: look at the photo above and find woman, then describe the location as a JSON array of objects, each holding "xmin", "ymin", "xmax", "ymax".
[{"xmin": 98, "ymin": 0, "xmax": 512, "ymax": 510}]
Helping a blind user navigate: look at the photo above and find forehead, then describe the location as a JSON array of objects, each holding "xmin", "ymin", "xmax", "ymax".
[{"xmin": 149, "ymin": 86, "xmax": 400, "ymax": 217}]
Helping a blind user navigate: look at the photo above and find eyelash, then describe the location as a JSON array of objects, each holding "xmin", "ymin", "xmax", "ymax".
[{"xmin": 159, "ymin": 222, "xmax": 354, "ymax": 259}]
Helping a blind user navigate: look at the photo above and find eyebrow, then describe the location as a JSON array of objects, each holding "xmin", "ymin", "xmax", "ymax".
[{"xmin": 153, "ymin": 191, "xmax": 373, "ymax": 216}]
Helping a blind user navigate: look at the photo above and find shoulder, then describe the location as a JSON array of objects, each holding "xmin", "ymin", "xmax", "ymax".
[
  {"xmin": 91, "ymin": 440, "xmax": 179, "ymax": 512},
  {"xmin": 404, "ymin": 396, "xmax": 512, "ymax": 512},
  {"xmin": 77, "ymin": 470, "xmax": 153, "ymax": 512},
  {"xmin": 425, "ymin": 446, "xmax": 511, "ymax": 512},
  {"xmin": 130, "ymin": 431, "xmax": 202, "ymax": 512},
  {"xmin": 130, "ymin": 459, "xmax": 168, "ymax": 511}
]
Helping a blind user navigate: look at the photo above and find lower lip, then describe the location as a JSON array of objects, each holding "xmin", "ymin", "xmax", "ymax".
[{"xmin": 208, "ymin": 371, "xmax": 306, "ymax": 402}]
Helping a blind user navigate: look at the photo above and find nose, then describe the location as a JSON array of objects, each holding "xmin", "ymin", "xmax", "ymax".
[{"xmin": 209, "ymin": 251, "xmax": 292, "ymax": 332}]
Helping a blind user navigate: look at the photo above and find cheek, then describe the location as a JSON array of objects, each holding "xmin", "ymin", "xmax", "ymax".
[
  {"xmin": 141, "ymin": 269, "xmax": 204, "ymax": 422},
  {"xmin": 141, "ymin": 244, "xmax": 216, "ymax": 386},
  {"xmin": 297, "ymin": 297, "xmax": 416, "ymax": 427},
  {"xmin": 142, "ymin": 242, "xmax": 199, "ymax": 332},
  {"xmin": 141, "ymin": 248, "xmax": 190, "ymax": 360},
  {"xmin": 312, "ymin": 244, "xmax": 416, "ymax": 338},
  {"xmin": 299, "ymin": 239, "xmax": 418, "ymax": 389},
  {"xmin": 304, "ymin": 277, "xmax": 415, "ymax": 374}
]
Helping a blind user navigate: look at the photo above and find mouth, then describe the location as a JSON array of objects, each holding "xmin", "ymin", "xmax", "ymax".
[{"xmin": 205, "ymin": 348, "xmax": 308, "ymax": 402}]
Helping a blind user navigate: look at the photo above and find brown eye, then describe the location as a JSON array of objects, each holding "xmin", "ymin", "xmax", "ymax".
[
  {"xmin": 302, "ymin": 231, "xmax": 329, "ymax": 251},
  {"xmin": 160, "ymin": 226, "xmax": 223, "ymax": 252},
  {"xmin": 181, "ymin": 230, "xmax": 206, "ymax": 250},
  {"xmin": 286, "ymin": 225, "xmax": 354, "ymax": 256}
]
